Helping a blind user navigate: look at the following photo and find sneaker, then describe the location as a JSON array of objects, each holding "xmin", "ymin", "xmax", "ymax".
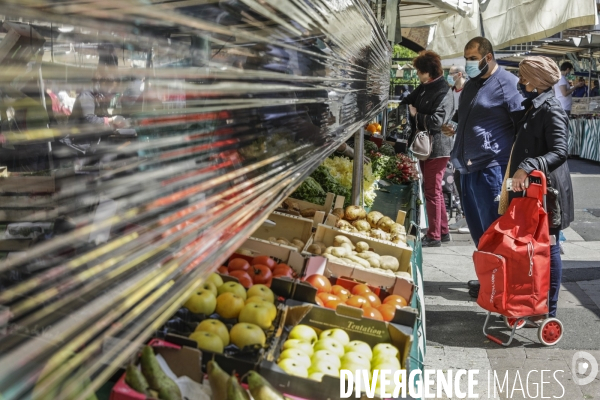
[
  {"xmin": 458, "ymin": 226, "xmax": 470, "ymax": 234},
  {"xmin": 421, "ymin": 236, "xmax": 441, "ymax": 247},
  {"xmin": 441, "ymin": 233, "xmax": 451, "ymax": 243},
  {"xmin": 559, "ymin": 241, "xmax": 565, "ymax": 255},
  {"xmin": 449, "ymin": 215, "xmax": 467, "ymax": 231}
]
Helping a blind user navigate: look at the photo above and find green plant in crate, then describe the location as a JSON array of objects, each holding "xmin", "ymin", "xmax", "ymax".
[
  {"xmin": 370, "ymin": 151, "xmax": 419, "ymax": 185},
  {"xmin": 291, "ymin": 177, "xmax": 327, "ymax": 205}
]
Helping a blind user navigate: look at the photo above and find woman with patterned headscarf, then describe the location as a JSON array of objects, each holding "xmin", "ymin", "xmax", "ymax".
[{"xmin": 500, "ymin": 56, "xmax": 574, "ymax": 326}]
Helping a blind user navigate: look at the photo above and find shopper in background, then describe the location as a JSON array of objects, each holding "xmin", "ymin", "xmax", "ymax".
[
  {"xmin": 401, "ymin": 51, "xmax": 455, "ymax": 247},
  {"xmin": 446, "ymin": 65, "xmax": 469, "ymax": 234},
  {"xmin": 572, "ymin": 77, "xmax": 588, "ymax": 98},
  {"xmin": 503, "ymin": 56, "xmax": 574, "ymax": 322},
  {"xmin": 591, "ymin": 80, "xmax": 600, "ymax": 97},
  {"xmin": 553, "ymin": 62, "xmax": 583, "ymax": 115},
  {"xmin": 441, "ymin": 37, "xmax": 525, "ymax": 296}
]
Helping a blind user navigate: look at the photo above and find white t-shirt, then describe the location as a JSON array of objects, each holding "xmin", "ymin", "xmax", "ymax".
[{"xmin": 554, "ymin": 76, "xmax": 571, "ymax": 112}]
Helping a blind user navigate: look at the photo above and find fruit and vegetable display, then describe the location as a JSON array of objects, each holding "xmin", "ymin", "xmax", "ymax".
[
  {"xmin": 280, "ymin": 184, "xmax": 327, "ymax": 215},
  {"xmin": 366, "ymin": 122, "xmax": 382, "ymax": 134},
  {"xmin": 327, "ymin": 206, "xmax": 407, "ymax": 245},
  {"xmin": 277, "ymin": 325, "xmax": 403, "ymax": 383},
  {"xmin": 217, "ymin": 255, "xmax": 295, "ymax": 287},
  {"xmin": 292, "ymin": 157, "xmax": 378, "ymax": 208},
  {"xmin": 303, "ymin": 276, "xmax": 408, "ymax": 322},
  {"xmin": 179, "ymin": 273, "xmax": 278, "ymax": 355},
  {"xmin": 208, "ymin": 360, "xmax": 290, "ymax": 400},
  {"xmin": 370, "ymin": 150, "xmax": 419, "ymax": 185},
  {"xmin": 124, "ymin": 346, "xmax": 182, "ymax": 400}
]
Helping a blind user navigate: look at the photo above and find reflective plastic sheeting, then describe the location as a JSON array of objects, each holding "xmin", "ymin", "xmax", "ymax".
[{"xmin": 0, "ymin": 1, "xmax": 390, "ymax": 398}]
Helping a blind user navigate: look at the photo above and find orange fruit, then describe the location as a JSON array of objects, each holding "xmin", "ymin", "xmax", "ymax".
[
  {"xmin": 363, "ymin": 307, "xmax": 384, "ymax": 321},
  {"xmin": 351, "ymin": 284, "xmax": 372, "ymax": 296},
  {"xmin": 325, "ymin": 299, "xmax": 345, "ymax": 310},
  {"xmin": 346, "ymin": 295, "xmax": 368, "ymax": 308},
  {"xmin": 377, "ymin": 304, "xmax": 398, "ymax": 322},
  {"xmin": 364, "ymin": 291, "xmax": 382, "ymax": 307},
  {"xmin": 383, "ymin": 295, "xmax": 408, "ymax": 308},
  {"xmin": 331, "ymin": 285, "xmax": 351, "ymax": 301}
]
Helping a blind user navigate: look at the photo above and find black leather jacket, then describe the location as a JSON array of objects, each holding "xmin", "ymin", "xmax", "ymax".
[
  {"xmin": 508, "ymin": 89, "xmax": 574, "ymax": 232},
  {"xmin": 401, "ymin": 77, "xmax": 454, "ymax": 159}
]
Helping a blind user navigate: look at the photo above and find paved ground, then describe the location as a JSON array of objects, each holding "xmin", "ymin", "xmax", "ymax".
[{"xmin": 422, "ymin": 158, "xmax": 600, "ymax": 399}]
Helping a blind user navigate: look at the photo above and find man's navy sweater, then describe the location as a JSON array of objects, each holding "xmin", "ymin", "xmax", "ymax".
[{"xmin": 451, "ymin": 67, "xmax": 525, "ymax": 174}]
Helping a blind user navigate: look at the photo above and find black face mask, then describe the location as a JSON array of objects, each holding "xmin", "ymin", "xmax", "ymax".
[{"xmin": 518, "ymin": 83, "xmax": 538, "ymax": 100}]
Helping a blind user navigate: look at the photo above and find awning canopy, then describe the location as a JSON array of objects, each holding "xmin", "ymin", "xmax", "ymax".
[
  {"xmin": 420, "ymin": 0, "xmax": 598, "ymax": 59},
  {"xmin": 399, "ymin": 0, "xmax": 473, "ymax": 27}
]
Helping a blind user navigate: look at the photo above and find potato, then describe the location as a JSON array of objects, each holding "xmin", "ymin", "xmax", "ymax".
[
  {"xmin": 332, "ymin": 208, "xmax": 345, "ymax": 219},
  {"xmin": 352, "ymin": 220, "xmax": 371, "ymax": 232},
  {"xmin": 333, "ymin": 235, "xmax": 354, "ymax": 248},
  {"xmin": 331, "ymin": 247, "xmax": 349, "ymax": 258},
  {"xmin": 323, "ymin": 254, "xmax": 342, "ymax": 262},
  {"xmin": 283, "ymin": 199, "xmax": 300, "ymax": 211},
  {"xmin": 376, "ymin": 217, "xmax": 395, "ymax": 233},
  {"xmin": 344, "ymin": 205, "xmax": 366, "ymax": 221},
  {"xmin": 300, "ymin": 208, "xmax": 317, "ymax": 218},
  {"xmin": 367, "ymin": 257, "xmax": 381, "ymax": 268},
  {"xmin": 370, "ymin": 229, "xmax": 390, "ymax": 241},
  {"xmin": 336, "ymin": 219, "xmax": 354, "ymax": 230},
  {"xmin": 380, "ymin": 255, "xmax": 400, "ymax": 272},
  {"xmin": 268, "ymin": 236, "xmax": 278, "ymax": 242},
  {"xmin": 276, "ymin": 239, "xmax": 289, "ymax": 245},
  {"xmin": 367, "ymin": 211, "xmax": 384, "ymax": 228},
  {"xmin": 307, "ymin": 244, "xmax": 322, "ymax": 255},
  {"xmin": 345, "ymin": 255, "xmax": 371, "ymax": 268},
  {"xmin": 390, "ymin": 223, "xmax": 406, "ymax": 235},
  {"xmin": 395, "ymin": 271, "xmax": 412, "ymax": 280},
  {"xmin": 391, "ymin": 234, "xmax": 406, "ymax": 244},
  {"xmin": 236, "ymin": 248, "xmax": 253, "ymax": 256},
  {"xmin": 313, "ymin": 242, "xmax": 328, "ymax": 253},
  {"xmin": 292, "ymin": 239, "xmax": 305, "ymax": 249},
  {"xmin": 355, "ymin": 251, "xmax": 380, "ymax": 260},
  {"xmin": 277, "ymin": 237, "xmax": 291, "ymax": 245},
  {"xmin": 324, "ymin": 246, "xmax": 335, "ymax": 255},
  {"xmin": 340, "ymin": 243, "xmax": 354, "ymax": 252},
  {"xmin": 355, "ymin": 241, "xmax": 370, "ymax": 253}
]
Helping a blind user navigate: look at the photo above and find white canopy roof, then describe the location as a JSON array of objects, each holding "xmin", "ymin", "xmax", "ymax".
[{"xmin": 406, "ymin": 0, "xmax": 599, "ymax": 59}]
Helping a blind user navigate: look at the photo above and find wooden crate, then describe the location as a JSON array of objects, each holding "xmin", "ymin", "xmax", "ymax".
[{"xmin": 0, "ymin": 168, "xmax": 55, "ymax": 194}]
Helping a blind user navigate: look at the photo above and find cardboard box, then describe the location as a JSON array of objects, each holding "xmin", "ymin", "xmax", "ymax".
[
  {"xmin": 303, "ymin": 225, "xmax": 413, "ymax": 300},
  {"xmin": 251, "ymin": 212, "xmax": 314, "ymax": 245},
  {"xmin": 260, "ymin": 302, "xmax": 412, "ymax": 400},
  {"xmin": 110, "ymin": 339, "xmax": 202, "ymax": 400},
  {"xmin": 286, "ymin": 192, "xmax": 338, "ymax": 228}
]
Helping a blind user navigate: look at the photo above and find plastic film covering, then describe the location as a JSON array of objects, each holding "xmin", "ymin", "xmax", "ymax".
[{"xmin": 0, "ymin": 1, "xmax": 390, "ymax": 398}]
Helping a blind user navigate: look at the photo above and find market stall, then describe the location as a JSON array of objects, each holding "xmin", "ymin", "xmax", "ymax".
[{"xmin": 0, "ymin": 0, "xmax": 433, "ymax": 399}]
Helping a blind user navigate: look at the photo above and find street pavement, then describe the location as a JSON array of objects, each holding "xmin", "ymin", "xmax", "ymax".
[{"xmin": 422, "ymin": 158, "xmax": 600, "ymax": 399}]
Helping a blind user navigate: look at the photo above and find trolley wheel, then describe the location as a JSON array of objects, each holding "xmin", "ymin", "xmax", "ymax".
[
  {"xmin": 504, "ymin": 316, "xmax": 526, "ymax": 330},
  {"xmin": 538, "ymin": 318, "xmax": 564, "ymax": 346}
]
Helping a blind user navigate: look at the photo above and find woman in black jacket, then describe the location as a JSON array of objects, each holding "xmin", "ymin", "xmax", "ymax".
[
  {"xmin": 507, "ymin": 56, "xmax": 574, "ymax": 323},
  {"xmin": 401, "ymin": 51, "xmax": 455, "ymax": 247}
]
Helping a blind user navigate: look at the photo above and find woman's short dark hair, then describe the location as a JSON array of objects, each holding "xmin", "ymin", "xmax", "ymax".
[{"xmin": 412, "ymin": 51, "xmax": 443, "ymax": 79}]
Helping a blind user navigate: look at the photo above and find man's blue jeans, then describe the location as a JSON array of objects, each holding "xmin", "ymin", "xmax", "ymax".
[{"xmin": 461, "ymin": 165, "xmax": 506, "ymax": 247}]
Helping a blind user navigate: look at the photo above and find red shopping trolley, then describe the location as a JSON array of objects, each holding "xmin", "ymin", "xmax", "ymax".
[{"xmin": 473, "ymin": 170, "xmax": 564, "ymax": 346}]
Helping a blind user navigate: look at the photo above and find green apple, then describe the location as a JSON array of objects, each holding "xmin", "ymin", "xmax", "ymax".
[
  {"xmin": 340, "ymin": 363, "xmax": 370, "ymax": 375},
  {"xmin": 217, "ymin": 281, "xmax": 247, "ymax": 300},
  {"xmin": 195, "ymin": 319, "xmax": 229, "ymax": 346},
  {"xmin": 372, "ymin": 343, "xmax": 399, "ymax": 359},
  {"xmin": 206, "ymin": 273, "xmax": 224, "ymax": 288},
  {"xmin": 344, "ymin": 341, "xmax": 373, "ymax": 360},
  {"xmin": 371, "ymin": 358, "xmax": 401, "ymax": 371},
  {"xmin": 371, "ymin": 354, "xmax": 401, "ymax": 369},
  {"xmin": 308, "ymin": 359, "xmax": 340, "ymax": 377},
  {"xmin": 311, "ymin": 350, "xmax": 341, "ymax": 369},
  {"xmin": 230, "ymin": 322, "xmax": 266, "ymax": 348},
  {"xmin": 199, "ymin": 281, "xmax": 218, "ymax": 296},
  {"xmin": 289, "ymin": 324, "xmax": 318, "ymax": 345},
  {"xmin": 278, "ymin": 358, "xmax": 309, "ymax": 378},
  {"xmin": 341, "ymin": 352, "xmax": 371, "ymax": 369},
  {"xmin": 278, "ymin": 349, "xmax": 312, "ymax": 369},
  {"xmin": 245, "ymin": 297, "xmax": 277, "ymax": 320},
  {"xmin": 238, "ymin": 303, "xmax": 274, "ymax": 330},
  {"xmin": 319, "ymin": 329, "xmax": 350, "ymax": 346},
  {"xmin": 314, "ymin": 338, "xmax": 345, "ymax": 357},
  {"xmin": 247, "ymin": 284, "xmax": 275, "ymax": 303},
  {"xmin": 283, "ymin": 339, "xmax": 314, "ymax": 356},
  {"xmin": 184, "ymin": 289, "xmax": 217, "ymax": 314},
  {"xmin": 188, "ymin": 331, "xmax": 224, "ymax": 353},
  {"xmin": 308, "ymin": 372, "xmax": 324, "ymax": 382}
]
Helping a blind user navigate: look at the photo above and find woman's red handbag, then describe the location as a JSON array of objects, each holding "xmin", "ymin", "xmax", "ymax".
[{"xmin": 473, "ymin": 171, "xmax": 550, "ymax": 318}]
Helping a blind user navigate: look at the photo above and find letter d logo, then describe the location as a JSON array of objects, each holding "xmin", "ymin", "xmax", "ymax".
[{"xmin": 572, "ymin": 351, "xmax": 598, "ymax": 386}]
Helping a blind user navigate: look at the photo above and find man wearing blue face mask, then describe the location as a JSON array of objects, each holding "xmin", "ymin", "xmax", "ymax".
[{"xmin": 441, "ymin": 37, "xmax": 526, "ymax": 297}]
